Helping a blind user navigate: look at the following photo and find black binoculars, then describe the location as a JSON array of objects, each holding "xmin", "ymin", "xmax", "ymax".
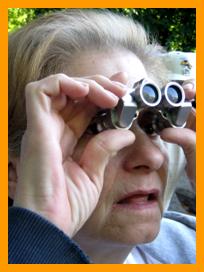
[{"xmin": 88, "ymin": 78, "xmax": 192, "ymax": 135}]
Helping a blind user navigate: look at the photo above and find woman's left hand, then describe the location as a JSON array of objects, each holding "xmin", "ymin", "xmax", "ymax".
[{"xmin": 160, "ymin": 80, "xmax": 196, "ymax": 185}]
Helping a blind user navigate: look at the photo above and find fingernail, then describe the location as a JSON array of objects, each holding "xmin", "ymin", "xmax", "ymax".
[
  {"xmin": 109, "ymin": 92, "xmax": 119, "ymax": 101},
  {"xmin": 182, "ymin": 82, "xmax": 194, "ymax": 90},
  {"xmin": 106, "ymin": 92, "xmax": 119, "ymax": 104},
  {"xmin": 114, "ymin": 82, "xmax": 132, "ymax": 93}
]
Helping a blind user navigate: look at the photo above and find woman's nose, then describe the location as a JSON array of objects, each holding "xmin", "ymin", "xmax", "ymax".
[{"xmin": 124, "ymin": 128, "xmax": 166, "ymax": 172}]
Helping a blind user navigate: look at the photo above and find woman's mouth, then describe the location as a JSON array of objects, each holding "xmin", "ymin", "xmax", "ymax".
[{"xmin": 113, "ymin": 190, "xmax": 160, "ymax": 210}]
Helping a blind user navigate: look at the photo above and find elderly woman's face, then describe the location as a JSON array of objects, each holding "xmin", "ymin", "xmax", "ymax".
[{"xmin": 70, "ymin": 50, "xmax": 169, "ymax": 245}]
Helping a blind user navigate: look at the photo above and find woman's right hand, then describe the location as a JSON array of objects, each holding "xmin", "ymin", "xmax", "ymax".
[
  {"xmin": 13, "ymin": 73, "xmax": 135, "ymax": 237},
  {"xmin": 160, "ymin": 80, "xmax": 196, "ymax": 185}
]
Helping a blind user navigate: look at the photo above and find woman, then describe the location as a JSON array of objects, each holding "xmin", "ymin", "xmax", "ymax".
[{"xmin": 8, "ymin": 9, "xmax": 195, "ymax": 263}]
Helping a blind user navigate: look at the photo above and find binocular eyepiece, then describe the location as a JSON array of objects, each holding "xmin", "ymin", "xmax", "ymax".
[
  {"xmin": 134, "ymin": 78, "xmax": 185, "ymax": 107},
  {"xmin": 88, "ymin": 78, "xmax": 192, "ymax": 135}
]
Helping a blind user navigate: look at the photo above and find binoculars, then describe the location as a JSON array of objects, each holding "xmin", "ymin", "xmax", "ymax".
[{"xmin": 88, "ymin": 78, "xmax": 192, "ymax": 135}]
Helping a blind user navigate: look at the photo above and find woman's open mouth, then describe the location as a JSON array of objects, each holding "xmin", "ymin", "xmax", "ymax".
[{"xmin": 114, "ymin": 189, "xmax": 160, "ymax": 210}]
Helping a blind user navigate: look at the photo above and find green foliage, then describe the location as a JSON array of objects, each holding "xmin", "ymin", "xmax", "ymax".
[
  {"xmin": 109, "ymin": 8, "xmax": 196, "ymax": 51},
  {"xmin": 8, "ymin": 8, "xmax": 35, "ymax": 32},
  {"xmin": 8, "ymin": 8, "xmax": 196, "ymax": 52}
]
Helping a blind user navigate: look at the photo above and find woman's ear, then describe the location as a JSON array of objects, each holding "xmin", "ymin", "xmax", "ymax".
[{"xmin": 8, "ymin": 156, "xmax": 19, "ymax": 200}]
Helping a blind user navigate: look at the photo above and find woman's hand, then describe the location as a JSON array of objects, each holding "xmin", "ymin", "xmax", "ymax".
[
  {"xmin": 160, "ymin": 80, "xmax": 196, "ymax": 185},
  {"xmin": 13, "ymin": 73, "xmax": 135, "ymax": 237}
]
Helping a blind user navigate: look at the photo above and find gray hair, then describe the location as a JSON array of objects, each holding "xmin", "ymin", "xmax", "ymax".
[{"xmin": 9, "ymin": 9, "xmax": 167, "ymax": 155}]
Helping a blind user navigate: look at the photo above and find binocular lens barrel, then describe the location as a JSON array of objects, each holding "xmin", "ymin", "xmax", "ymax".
[
  {"xmin": 164, "ymin": 82, "xmax": 185, "ymax": 106},
  {"xmin": 137, "ymin": 79, "xmax": 161, "ymax": 107},
  {"xmin": 166, "ymin": 86, "xmax": 183, "ymax": 104},
  {"xmin": 142, "ymin": 84, "xmax": 159, "ymax": 104}
]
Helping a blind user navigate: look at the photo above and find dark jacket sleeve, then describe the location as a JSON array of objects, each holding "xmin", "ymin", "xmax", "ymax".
[{"xmin": 9, "ymin": 207, "xmax": 91, "ymax": 264}]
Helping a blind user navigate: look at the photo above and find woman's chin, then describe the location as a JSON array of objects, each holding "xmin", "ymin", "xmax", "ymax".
[{"xmin": 98, "ymin": 217, "xmax": 161, "ymax": 246}]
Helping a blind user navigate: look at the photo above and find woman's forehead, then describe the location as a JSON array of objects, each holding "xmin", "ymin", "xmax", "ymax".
[{"xmin": 67, "ymin": 50, "xmax": 148, "ymax": 87}]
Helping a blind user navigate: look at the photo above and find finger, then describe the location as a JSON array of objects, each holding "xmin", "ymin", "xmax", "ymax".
[
  {"xmin": 182, "ymin": 80, "xmax": 196, "ymax": 100},
  {"xmin": 78, "ymin": 74, "xmax": 128, "ymax": 98},
  {"xmin": 64, "ymin": 100, "xmax": 98, "ymax": 139},
  {"xmin": 25, "ymin": 74, "xmax": 89, "ymax": 117},
  {"xmin": 60, "ymin": 73, "xmax": 129, "ymax": 124},
  {"xmin": 160, "ymin": 127, "xmax": 195, "ymax": 154},
  {"xmin": 79, "ymin": 129, "xmax": 135, "ymax": 190},
  {"xmin": 75, "ymin": 78, "xmax": 121, "ymax": 108},
  {"xmin": 186, "ymin": 108, "xmax": 196, "ymax": 132},
  {"xmin": 35, "ymin": 74, "xmax": 89, "ymax": 97},
  {"xmin": 160, "ymin": 127, "xmax": 196, "ymax": 182},
  {"xmin": 24, "ymin": 74, "xmax": 91, "ymax": 150},
  {"xmin": 110, "ymin": 71, "xmax": 129, "ymax": 85}
]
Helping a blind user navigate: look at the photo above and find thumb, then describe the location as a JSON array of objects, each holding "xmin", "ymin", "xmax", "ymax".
[
  {"xmin": 79, "ymin": 129, "xmax": 135, "ymax": 189},
  {"xmin": 160, "ymin": 128, "xmax": 196, "ymax": 183}
]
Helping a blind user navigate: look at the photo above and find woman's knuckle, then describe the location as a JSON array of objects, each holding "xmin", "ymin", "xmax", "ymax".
[
  {"xmin": 25, "ymin": 82, "xmax": 35, "ymax": 91},
  {"xmin": 25, "ymin": 82, "xmax": 38, "ymax": 97},
  {"xmin": 56, "ymin": 73, "xmax": 69, "ymax": 81},
  {"xmin": 85, "ymin": 79, "xmax": 95, "ymax": 87},
  {"xmin": 95, "ymin": 136, "xmax": 110, "ymax": 155},
  {"xmin": 93, "ymin": 74, "xmax": 103, "ymax": 79}
]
